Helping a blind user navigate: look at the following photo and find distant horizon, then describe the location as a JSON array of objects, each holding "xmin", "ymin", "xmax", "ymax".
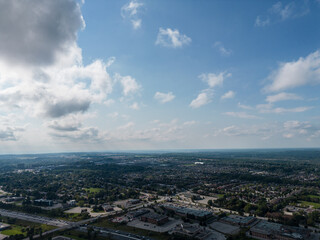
[{"xmin": 0, "ymin": 147, "xmax": 320, "ymax": 156}]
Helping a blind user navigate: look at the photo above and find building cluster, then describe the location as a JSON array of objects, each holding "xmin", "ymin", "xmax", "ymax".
[
  {"xmin": 248, "ymin": 220, "xmax": 311, "ymax": 240},
  {"xmin": 172, "ymin": 223, "xmax": 211, "ymax": 240},
  {"xmin": 162, "ymin": 204, "xmax": 213, "ymax": 221}
]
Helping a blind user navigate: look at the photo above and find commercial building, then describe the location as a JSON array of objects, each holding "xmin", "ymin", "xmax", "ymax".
[
  {"xmin": 172, "ymin": 223, "xmax": 211, "ymax": 240},
  {"xmin": 127, "ymin": 209, "xmax": 150, "ymax": 219},
  {"xmin": 140, "ymin": 212, "xmax": 169, "ymax": 226},
  {"xmin": 163, "ymin": 204, "xmax": 212, "ymax": 220},
  {"xmin": 248, "ymin": 220, "xmax": 311, "ymax": 240},
  {"xmin": 34, "ymin": 199, "xmax": 53, "ymax": 206},
  {"xmin": 220, "ymin": 215, "xmax": 256, "ymax": 227}
]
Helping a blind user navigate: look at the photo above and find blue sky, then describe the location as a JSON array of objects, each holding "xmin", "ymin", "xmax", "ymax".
[{"xmin": 0, "ymin": 0, "xmax": 319, "ymax": 153}]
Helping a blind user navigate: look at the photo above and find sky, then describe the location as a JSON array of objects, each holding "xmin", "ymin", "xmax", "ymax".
[{"xmin": 0, "ymin": 0, "xmax": 320, "ymax": 153}]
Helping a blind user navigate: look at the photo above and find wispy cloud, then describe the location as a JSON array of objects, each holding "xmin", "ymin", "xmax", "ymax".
[
  {"xmin": 154, "ymin": 92, "xmax": 175, "ymax": 103},
  {"xmin": 266, "ymin": 92, "xmax": 302, "ymax": 103},
  {"xmin": 190, "ymin": 72, "xmax": 231, "ymax": 108},
  {"xmin": 224, "ymin": 112, "xmax": 259, "ymax": 119},
  {"xmin": 155, "ymin": 28, "xmax": 191, "ymax": 48},
  {"xmin": 199, "ymin": 72, "xmax": 231, "ymax": 88},
  {"xmin": 121, "ymin": 0, "xmax": 144, "ymax": 29},
  {"xmin": 221, "ymin": 90, "xmax": 235, "ymax": 100},
  {"xmin": 255, "ymin": 1, "xmax": 309, "ymax": 27},
  {"xmin": 189, "ymin": 90, "xmax": 212, "ymax": 109},
  {"xmin": 214, "ymin": 42, "xmax": 232, "ymax": 56}
]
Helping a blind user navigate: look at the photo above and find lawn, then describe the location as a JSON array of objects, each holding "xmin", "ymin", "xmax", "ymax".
[
  {"xmin": 84, "ymin": 188, "xmax": 103, "ymax": 193},
  {"xmin": 0, "ymin": 217, "xmax": 56, "ymax": 237},
  {"xmin": 1, "ymin": 225, "xmax": 25, "ymax": 236},
  {"xmin": 299, "ymin": 201, "xmax": 320, "ymax": 209},
  {"xmin": 307, "ymin": 195, "xmax": 320, "ymax": 199}
]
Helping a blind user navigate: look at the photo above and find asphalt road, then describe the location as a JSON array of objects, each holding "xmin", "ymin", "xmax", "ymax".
[{"xmin": 0, "ymin": 209, "xmax": 70, "ymax": 227}]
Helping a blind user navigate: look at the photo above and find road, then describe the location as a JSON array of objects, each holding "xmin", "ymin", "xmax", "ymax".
[
  {"xmin": 0, "ymin": 209, "xmax": 70, "ymax": 227},
  {"xmin": 0, "ymin": 208, "xmax": 153, "ymax": 240}
]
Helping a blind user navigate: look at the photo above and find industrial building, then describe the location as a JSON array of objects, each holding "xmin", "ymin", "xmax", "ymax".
[
  {"xmin": 140, "ymin": 212, "xmax": 169, "ymax": 226},
  {"xmin": 163, "ymin": 204, "xmax": 212, "ymax": 220},
  {"xmin": 220, "ymin": 215, "xmax": 256, "ymax": 227},
  {"xmin": 248, "ymin": 220, "xmax": 311, "ymax": 240}
]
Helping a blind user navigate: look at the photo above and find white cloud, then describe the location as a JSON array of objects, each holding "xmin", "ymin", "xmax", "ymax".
[
  {"xmin": 154, "ymin": 92, "xmax": 175, "ymax": 103},
  {"xmin": 214, "ymin": 42, "xmax": 232, "ymax": 56},
  {"xmin": 121, "ymin": 0, "xmax": 143, "ymax": 29},
  {"xmin": 266, "ymin": 92, "xmax": 302, "ymax": 103},
  {"xmin": 221, "ymin": 90, "xmax": 235, "ymax": 100},
  {"xmin": 131, "ymin": 19, "xmax": 142, "ymax": 29},
  {"xmin": 155, "ymin": 28, "xmax": 191, "ymax": 48},
  {"xmin": 199, "ymin": 72, "xmax": 231, "ymax": 88},
  {"xmin": 265, "ymin": 50, "xmax": 320, "ymax": 92},
  {"xmin": 189, "ymin": 91, "xmax": 212, "ymax": 109},
  {"xmin": 224, "ymin": 112, "xmax": 259, "ymax": 119},
  {"xmin": 116, "ymin": 74, "xmax": 141, "ymax": 96},
  {"xmin": 258, "ymin": 105, "xmax": 312, "ymax": 114},
  {"xmin": 130, "ymin": 102, "xmax": 140, "ymax": 110}
]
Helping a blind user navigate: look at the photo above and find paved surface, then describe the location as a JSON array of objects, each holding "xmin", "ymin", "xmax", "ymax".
[
  {"xmin": 210, "ymin": 221, "xmax": 239, "ymax": 235},
  {"xmin": 0, "ymin": 209, "xmax": 152, "ymax": 240},
  {"xmin": 0, "ymin": 209, "xmax": 70, "ymax": 227},
  {"xmin": 0, "ymin": 233, "xmax": 7, "ymax": 240},
  {"xmin": 127, "ymin": 218, "xmax": 182, "ymax": 233},
  {"xmin": 86, "ymin": 226, "xmax": 154, "ymax": 240}
]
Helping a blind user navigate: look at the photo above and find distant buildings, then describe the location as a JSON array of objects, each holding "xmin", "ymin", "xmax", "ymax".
[
  {"xmin": 67, "ymin": 200, "xmax": 76, "ymax": 207},
  {"xmin": 34, "ymin": 199, "xmax": 53, "ymax": 206}
]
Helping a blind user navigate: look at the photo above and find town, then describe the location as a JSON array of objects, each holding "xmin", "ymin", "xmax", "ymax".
[{"xmin": 0, "ymin": 150, "xmax": 320, "ymax": 239}]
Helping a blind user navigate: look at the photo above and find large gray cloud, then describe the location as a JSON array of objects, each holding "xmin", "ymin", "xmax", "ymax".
[
  {"xmin": 45, "ymin": 98, "xmax": 90, "ymax": 118},
  {"xmin": 0, "ymin": 0, "xmax": 84, "ymax": 66}
]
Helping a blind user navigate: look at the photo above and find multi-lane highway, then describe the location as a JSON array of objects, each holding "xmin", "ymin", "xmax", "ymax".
[
  {"xmin": 0, "ymin": 209, "xmax": 152, "ymax": 240},
  {"xmin": 0, "ymin": 209, "xmax": 70, "ymax": 227}
]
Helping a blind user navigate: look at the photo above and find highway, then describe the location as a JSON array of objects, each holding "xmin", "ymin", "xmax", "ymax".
[
  {"xmin": 0, "ymin": 209, "xmax": 153, "ymax": 240},
  {"xmin": 0, "ymin": 209, "xmax": 70, "ymax": 227}
]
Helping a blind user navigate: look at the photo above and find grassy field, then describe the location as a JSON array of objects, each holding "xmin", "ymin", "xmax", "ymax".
[
  {"xmin": 94, "ymin": 219, "xmax": 170, "ymax": 240},
  {"xmin": 299, "ymin": 201, "xmax": 320, "ymax": 209},
  {"xmin": 85, "ymin": 188, "xmax": 103, "ymax": 193},
  {"xmin": 1, "ymin": 225, "xmax": 25, "ymax": 236},
  {"xmin": 0, "ymin": 217, "xmax": 56, "ymax": 237},
  {"xmin": 307, "ymin": 195, "xmax": 320, "ymax": 199}
]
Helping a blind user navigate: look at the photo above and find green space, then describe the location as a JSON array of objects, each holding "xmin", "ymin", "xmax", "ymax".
[
  {"xmin": 0, "ymin": 217, "xmax": 56, "ymax": 237},
  {"xmin": 299, "ymin": 201, "xmax": 320, "ymax": 209},
  {"xmin": 94, "ymin": 219, "xmax": 170, "ymax": 240},
  {"xmin": 85, "ymin": 188, "xmax": 103, "ymax": 193},
  {"xmin": 307, "ymin": 195, "xmax": 320, "ymax": 199},
  {"xmin": 1, "ymin": 225, "xmax": 25, "ymax": 236}
]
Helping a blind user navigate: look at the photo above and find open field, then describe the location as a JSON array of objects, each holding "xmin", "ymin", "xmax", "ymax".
[
  {"xmin": 84, "ymin": 188, "xmax": 103, "ymax": 194},
  {"xmin": 299, "ymin": 201, "xmax": 320, "ymax": 209}
]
